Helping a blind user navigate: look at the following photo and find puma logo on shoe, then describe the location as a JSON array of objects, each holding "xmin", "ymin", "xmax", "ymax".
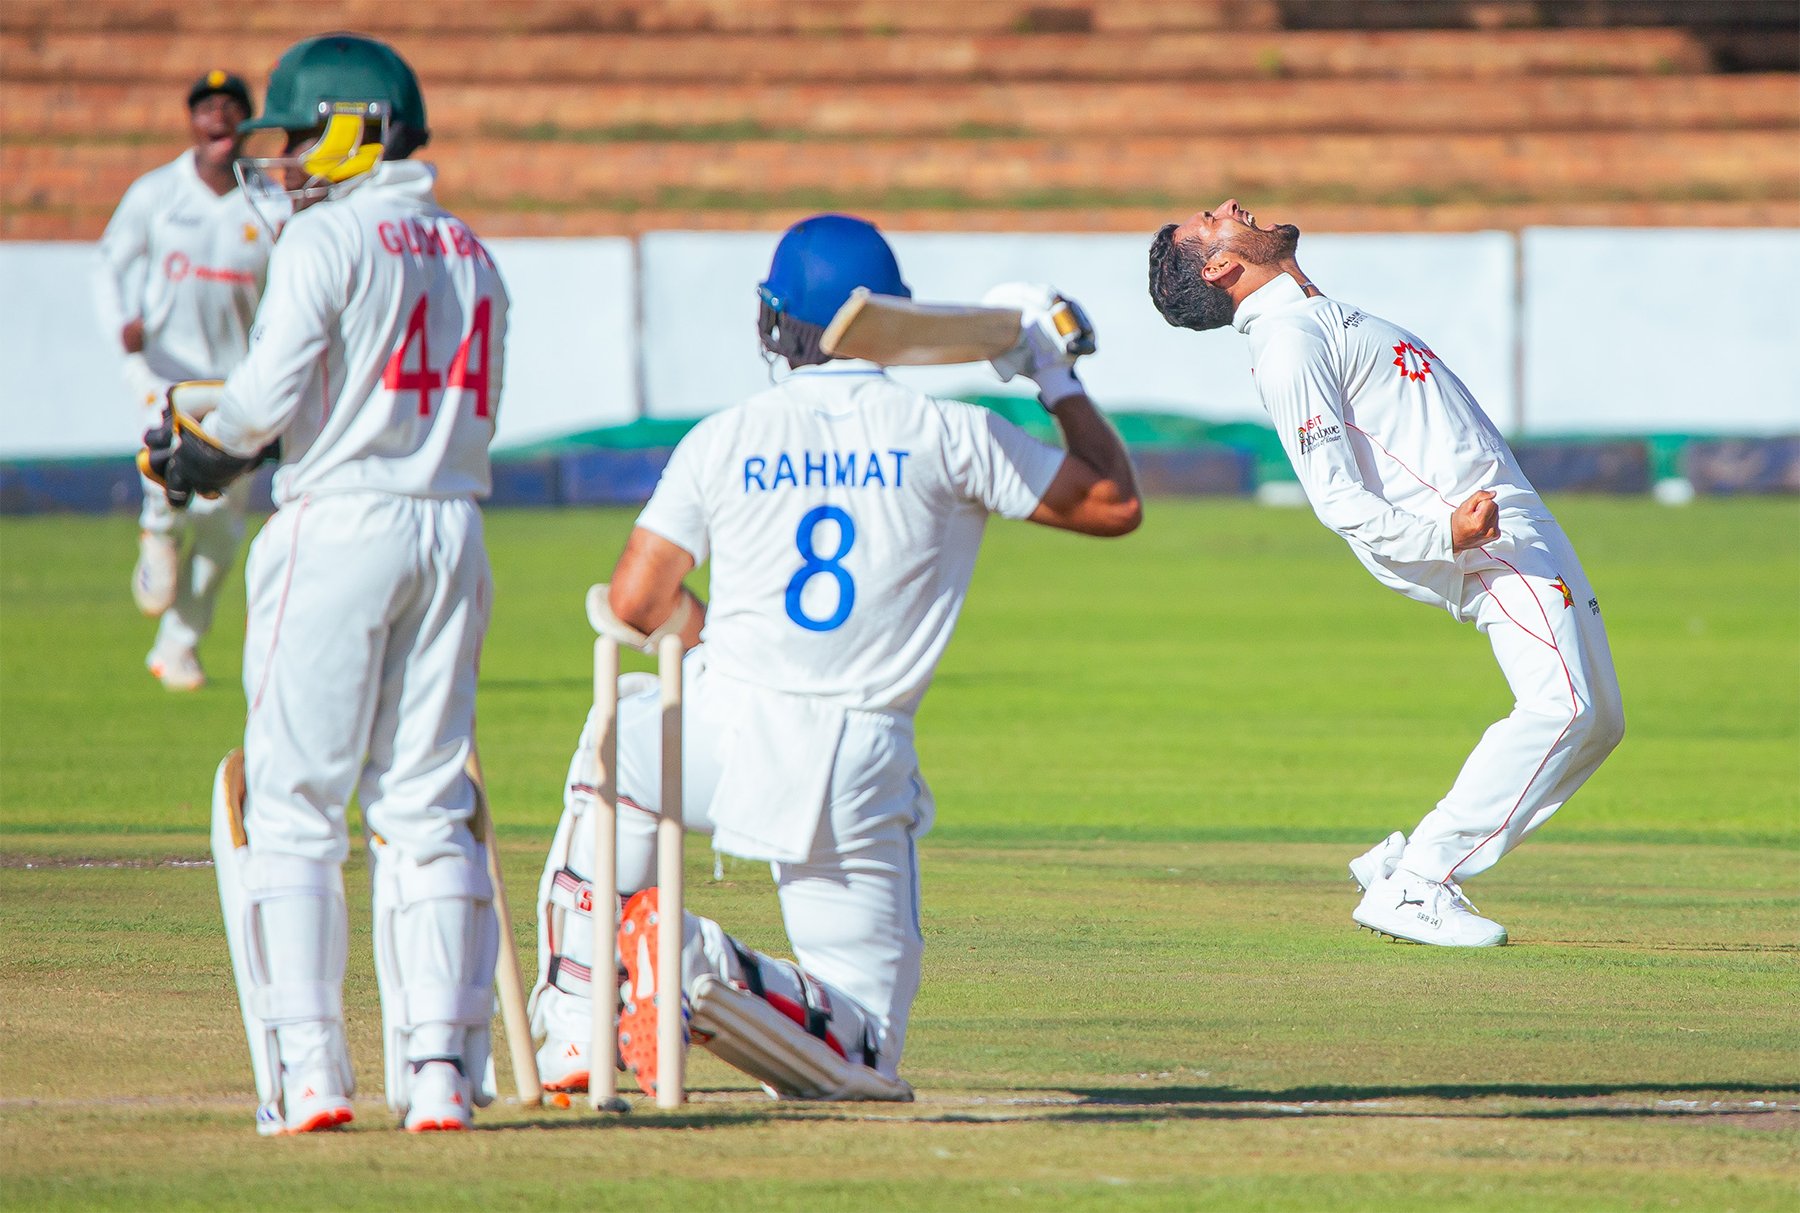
[{"xmin": 1397, "ymin": 893, "xmax": 1425, "ymax": 909}]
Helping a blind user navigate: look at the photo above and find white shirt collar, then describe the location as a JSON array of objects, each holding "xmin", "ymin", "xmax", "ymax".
[
  {"xmin": 791, "ymin": 358, "xmax": 887, "ymax": 377},
  {"xmin": 328, "ymin": 158, "xmax": 437, "ymax": 203},
  {"xmin": 1232, "ymin": 273, "xmax": 1313, "ymax": 335}
]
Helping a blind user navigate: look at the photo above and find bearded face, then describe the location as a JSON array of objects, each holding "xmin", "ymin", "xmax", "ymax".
[
  {"xmin": 1147, "ymin": 208, "xmax": 1302, "ymax": 332},
  {"xmin": 1235, "ymin": 222, "xmax": 1301, "ymax": 265}
]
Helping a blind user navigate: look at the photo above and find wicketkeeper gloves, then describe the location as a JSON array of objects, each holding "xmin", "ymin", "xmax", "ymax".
[{"xmin": 138, "ymin": 382, "xmax": 271, "ymax": 509}]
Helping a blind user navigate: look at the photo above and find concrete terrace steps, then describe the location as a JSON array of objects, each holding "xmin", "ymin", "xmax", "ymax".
[
  {"xmin": 11, "ymin": 129, "xmax": 1793, "ymax": 217},
  {"xmin": 8, "ymin": 74, "xmax": 1797, "ymax": 140},
  {"xmin": 0, "ymin": 27, "xmax": 1716, "ymax": 85},
  {"xmin": 9, "ymin": 199, "xmax": 1796, "ymax": 243},
  {"xmin": 0, "ymin": 0, "xmax": 1283, "ymax": 36}
]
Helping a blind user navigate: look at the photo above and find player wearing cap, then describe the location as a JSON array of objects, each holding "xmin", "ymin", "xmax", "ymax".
[
  {"xmin": 140, "ymin": 34, "xmax": 508, "ymax": 1134},
  {"xmin": 95, "ymin": 69, "xmax": 273, "ymax": 690},
  {"xmin": 1148, "ymin": 199, "xmax": 1624, "ymax": 947},
  {"xmin": 526, "ymin": 215, "xmax": 1141, "ymax": 1100}
]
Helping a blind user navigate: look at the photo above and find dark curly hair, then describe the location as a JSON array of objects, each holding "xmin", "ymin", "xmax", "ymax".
[{"xmin": 1147, "ymin": 223, "xmax": 1237, "ymax": 332}]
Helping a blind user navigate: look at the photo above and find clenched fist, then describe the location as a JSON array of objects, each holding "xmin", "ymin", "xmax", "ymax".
[{"xmin": 1451, "ymin": 489, "xmax": 1500, "ymax": 552}]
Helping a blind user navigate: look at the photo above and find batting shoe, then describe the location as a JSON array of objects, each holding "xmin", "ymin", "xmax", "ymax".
[
  {"xmin": 147, "ymin": 645, "xmax": 206, "ymax": 692},
  {"xmin": 280, "ymin": 1070, "xmax": 354, "ymax": 1135},
  {"xmin": 404, "ymin": 1059, "xmax": 472, "ymax": 1133},
  {"xmin": 132, "ymin": 531, "xmax": 179, "ymax": 616},
  {"xmin": 617, "ymin": 888, "xmax": 689, "ymax": 1101},
  {"xmin": 1348, "ymin": 830, "xmax": 1407, "ymax": 892},
  {"xmin": 538, "ymin": 1037, "xmax": 589, "ymax": 1094},
  {"xmin": 1352, "ymin": 869, "xmax": 1508, "ymax": 948}
]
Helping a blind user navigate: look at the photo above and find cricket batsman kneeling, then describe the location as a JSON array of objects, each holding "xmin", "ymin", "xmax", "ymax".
[
  {"xmin": 141, "ymin": 35, "xmax": 509, "ymax": 1133},
  {"xmin": 528, "ymin": 215, "xmax": 1142, "ymax": 1099},
  {"xmin": 1148, "ymin": 200, "xmax": 1624, "ymax": 947}
]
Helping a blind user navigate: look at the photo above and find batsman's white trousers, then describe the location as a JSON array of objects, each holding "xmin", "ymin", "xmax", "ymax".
[
  {"xmin": 239, "ymin": 492, "xmax": 490, "ymax": 866},
  {"xmin": 543, "ymin": 650, "xmax": 928, "ymax": 1077},
  {"xmin": 1402, "ymin": 516, "xmax": 1625, "ymax": 883}
]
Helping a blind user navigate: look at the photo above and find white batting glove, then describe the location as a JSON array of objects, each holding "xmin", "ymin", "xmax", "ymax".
[
  {"xmin": 585, "ymin": 583, "xmax": 694, "ymax": 655},
  {"xmin": 982, "ymin": 282, "xmax": 1097, "ymax": 408}
]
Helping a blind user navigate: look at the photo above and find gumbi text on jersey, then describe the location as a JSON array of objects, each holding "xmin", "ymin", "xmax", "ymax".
[{"xmin": 376, "ymin": 218, "xmax": 494, "ymax": 265}]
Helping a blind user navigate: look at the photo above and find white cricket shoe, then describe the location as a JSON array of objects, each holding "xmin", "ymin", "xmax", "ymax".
[
  {"xmin": 1348, "ymin": 830, "xmax": 1407, "ymax": 892},
  {"xmin": 147, "ymin": 645, "xmax": 206, "ymax": 692},
  {"xmin": 538, "ymin": 1037, "xmax": 590, "ymax": 1094},
  {"xmin": 1352, "ymin": 869, "xmax": 1508, "ymax": 947},
  {"xmin": 132, "ymin": 531, "xmax": 179, "ymax": 616},
  {"xmin": 278, "ymin": 1069, "xmax": 354, "ymax": 1135},
  {"xmin": 404, "ymin": 1060, "xmax": 472, "ymax": 1133}
]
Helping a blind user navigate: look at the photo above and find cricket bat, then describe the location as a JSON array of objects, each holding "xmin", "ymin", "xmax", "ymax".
[
  {"xmin": 467, "ymin": 748, "xmax": 544, "ymax": 1107},
  {"xmin": 820, "ymin": 288, "xmax": 1023, "ymax": 366}
]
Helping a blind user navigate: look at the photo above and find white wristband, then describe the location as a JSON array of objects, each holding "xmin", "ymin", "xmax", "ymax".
[{"xmin": 1034, "ymin": 365, "xmax": 1084, "ymax": 409}]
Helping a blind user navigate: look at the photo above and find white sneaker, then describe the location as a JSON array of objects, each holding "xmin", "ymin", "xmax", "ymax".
[
  {"xmin": 1348, "ymin": 831, "xmax": 1407, "ymax": 892},
  {"xmin": 276, "ymin": 1069, "xmax": 353, "ymax": 1135},
  {"xmin": 538, "ymin": 1037, "xmax": 590, "ymax": 1094},
  {"xmin": 147, "ymin": 646, "xmax": 206, "ymax": 691},
  {"xmin": 1352, "ymin": 869, "xmax": 1508, "ymax": 947},
  {"xmin": 404, "ymin": 1060, "xmax": 472, "ymax": 1132},
  {"xmin": 132, "ymin": 531, "xmax": 179, "ymax": 616}
]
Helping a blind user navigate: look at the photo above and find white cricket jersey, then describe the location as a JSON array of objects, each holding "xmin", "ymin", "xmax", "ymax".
[
  {"xmin": 637, "ymin": 363, "xmax": 1066, "ymax": 716},
  {"xmin": 1236, "ymin": 274, "xmax": 1546, "ymax": 616},
  {"xmin": 93, "ymin": 149, "xmax": 273, "ymax": 391},
  {"xmin": 210, "ymin": 162, "xmax": 507, "ymax": 504}
]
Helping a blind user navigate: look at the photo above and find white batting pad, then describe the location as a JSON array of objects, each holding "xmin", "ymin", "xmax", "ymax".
[
  {"xmin": 210, "ymin": 752, "xmax": 354, "ymax": 1136},
  {"xmin": 689, "ymin": 974, "xmax": 913, "ymax": 1102},
  {"xmin": 370, "ymin": 837, "xmax": 500, "ymax": 1113}
]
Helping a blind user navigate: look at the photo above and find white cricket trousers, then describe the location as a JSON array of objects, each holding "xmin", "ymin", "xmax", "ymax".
[
  {"xmin": 139, "ymin": 473, "xmax": 249, "ymax": 654},
  {"xmin": 239, "ymin": 492, "xmax": 491, "ymax": 865},
  {"xmin": 1403, "ymin": 517, "xmax": 1625, "ymax": 883},
  {"xmin": 541, "ymin": 651, "xmax": 928, "ymax": 1077},
  {"xmin": 233, "ymin": 492, "xmax": 494, "ymax": 1085}
]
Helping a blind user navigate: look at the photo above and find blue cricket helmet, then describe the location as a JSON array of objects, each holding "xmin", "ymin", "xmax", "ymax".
[{"xmin": 758, "ymin": 214, "xmax": 910, "ymax": 342}]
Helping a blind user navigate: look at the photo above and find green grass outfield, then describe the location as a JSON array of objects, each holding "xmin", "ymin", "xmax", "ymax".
[{"xmin": 2, "ymin": 499, "xmax": 1796, "ymax": 1212}]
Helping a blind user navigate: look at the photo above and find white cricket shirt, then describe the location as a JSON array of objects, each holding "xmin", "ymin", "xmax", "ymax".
[
  {"xmin": 93, "ymin": 149, "xmax": 273, "ymax": 393},
  {"xmin": 1236, "ymin": 274, "xmax": 1546, "ymax": 616},
  {"xmin": 210, "ymin": 162, "xmax": 507, "ymax": 504},
  {"xmin": 638, "ymin": 363, "xmax": 1066, "ymax": 716}
]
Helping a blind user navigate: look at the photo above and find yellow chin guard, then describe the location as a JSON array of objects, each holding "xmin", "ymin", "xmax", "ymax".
[{"xmin": 302, "ymin": 107, "xmax": 384, "ymax": 183}]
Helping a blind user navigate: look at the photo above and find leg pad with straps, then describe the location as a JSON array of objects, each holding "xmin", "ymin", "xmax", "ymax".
[
  {"xmin": 370, "ymin": 836, "xmax": 499, "ymax": 1114},
  {"xmin": 210, "ymin": 750, "xmax": 354, "ymax": 1136},
  {"xmin": 689, "ymin": 974, "xmax": 913, "ymax": 1102}
]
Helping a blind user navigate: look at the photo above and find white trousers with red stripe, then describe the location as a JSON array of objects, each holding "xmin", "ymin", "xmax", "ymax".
[
  {"xmin": 1401, "ymin": 516, "xmax": 1624, "ymax": 884},
  {"xmin": 240, "ymin": 492, "xmax": 491, "ymax": 865}
]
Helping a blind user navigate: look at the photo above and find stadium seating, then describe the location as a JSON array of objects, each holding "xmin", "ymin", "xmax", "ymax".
[{"xmin": 2, "ymin": 0, "xmax": 1795, "ymax": 237}]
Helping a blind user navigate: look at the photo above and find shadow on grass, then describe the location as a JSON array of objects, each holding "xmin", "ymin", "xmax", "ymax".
[
  {"xmin": 475, "ymin": 1082, "xmax": 1800, "ymax": 1132},
  {"xmin": 475, "ymin": 1109, "xmax": 771, "ymax": 1133},
  {"xmin": 1002, "ymin": 1081, "xmax": 1800, "ymax": 1123},
  {"xmin": 1065, "ymin": 1081, "xmax": 1800, "ymax": 1104}
]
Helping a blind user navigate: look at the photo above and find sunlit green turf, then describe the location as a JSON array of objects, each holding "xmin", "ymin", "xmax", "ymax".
[{"xmin": 2, "ymin": 500, "xmax": 1796, "ymax": 1211}]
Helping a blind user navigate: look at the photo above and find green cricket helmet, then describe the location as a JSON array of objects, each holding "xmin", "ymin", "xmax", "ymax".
[{"xmin": 235, "ymin": 33, "xmax": 428, "ymax": 230}]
